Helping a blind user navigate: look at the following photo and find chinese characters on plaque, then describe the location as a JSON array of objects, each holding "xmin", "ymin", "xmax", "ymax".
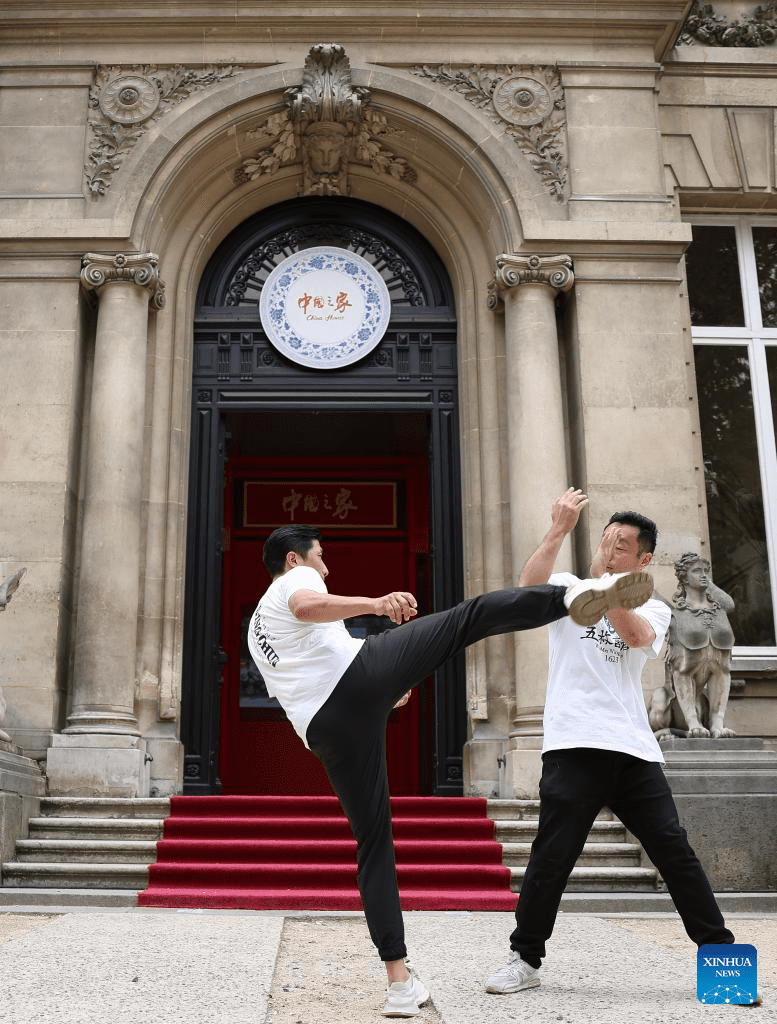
[
  {"xmin": 297, "ymin": 290, "xmax": 353, "ymax": 318},
  {"xmin": 243, "ymin": 481, "xmax": 397, "ymax": 529}
]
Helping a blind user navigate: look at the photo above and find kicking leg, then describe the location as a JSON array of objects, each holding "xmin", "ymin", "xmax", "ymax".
[{"xmin": 355, "ymin": 584, "xmax": 568, "ymax": 707}]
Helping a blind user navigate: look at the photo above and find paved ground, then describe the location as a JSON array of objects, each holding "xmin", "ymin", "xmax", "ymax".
[{"xmin": 0, "ymin": 908, "xmax": 773, "ymax": 1023}]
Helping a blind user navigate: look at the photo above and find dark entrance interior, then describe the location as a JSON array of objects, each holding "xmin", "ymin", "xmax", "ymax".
[
  {"xmin": 181, "ymin": 197, "xmax": 464, "ymax": 796},
  {"xmin": 219, "ymin": 413, "xmax": 433, "ymax": 795}
]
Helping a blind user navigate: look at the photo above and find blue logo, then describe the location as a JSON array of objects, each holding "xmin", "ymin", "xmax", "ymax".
[{"xmin": 698, "ymin": 944, "xmax": 758, "ymax": 1005}]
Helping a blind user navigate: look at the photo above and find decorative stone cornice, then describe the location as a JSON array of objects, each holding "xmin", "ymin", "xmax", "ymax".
[
  {"xmin": 487, "ymin": 254, "xmax": 574, "ymax": 312},
  {"xmin": 236, "ymin": 44, "xmax": 416, "ymax": 195},
  {"xmin": 80, "ymin": 253, "xmax": 166, "ymax": 311},
  {"xmin": 411, "ymin": 64, "xmax": 567, "ymax": 200},
  {"xmin": 85, "ymin": 64, "xmax": 237, "ymax": 197},
  {"xmin": 677, "ymin": 1, "xmax": 777, "ymax": 46}
]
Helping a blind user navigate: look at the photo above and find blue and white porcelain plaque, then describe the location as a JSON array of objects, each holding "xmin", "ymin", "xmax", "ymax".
[{"xmin": 260, "ymin": 247, "xmax": 391, "ymax": 369}]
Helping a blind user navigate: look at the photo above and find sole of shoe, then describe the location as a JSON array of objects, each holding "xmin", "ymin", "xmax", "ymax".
[
  {"xmin": 567, "ymin": 571, "xmax": 653, "ymax": 627},
  {"xmin": 382, "ymin": 999, "xmax": 428, "ymax": 1018},
  {"xmin": 485, "ymin": 976, "xmax": 541, "ymax": 994}
]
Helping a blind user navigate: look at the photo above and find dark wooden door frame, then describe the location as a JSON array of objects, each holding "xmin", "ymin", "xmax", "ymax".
[{"xmin": 181, "ymin": 197, "xmax": 464, "ymax": 795}]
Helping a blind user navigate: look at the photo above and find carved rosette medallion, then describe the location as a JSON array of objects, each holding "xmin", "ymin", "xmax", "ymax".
[
  {"xmin": 98, "ymin": 75, "xmax": 161, "ymax": 124},
  {"xmin": 80, "ymin": 252, "xmax": 166, "ymax": 311},
  {"xmin": 492, "ymin": 75, "xmax": 552, "ymax": 127},
  {"xmin": 487, "ymin": 254, "xmax": 574, "ymax": 312}
]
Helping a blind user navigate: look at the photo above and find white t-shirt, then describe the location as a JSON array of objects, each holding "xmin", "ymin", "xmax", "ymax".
[
  {"xmin": 247, "ymin": 565, "xmax": 364, "ymax": 747},
  {"xmin": 542, "ymin": 572, "xmax": 671, "ymax": 762}
]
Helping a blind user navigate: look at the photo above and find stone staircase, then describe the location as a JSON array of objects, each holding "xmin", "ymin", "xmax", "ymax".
[
  {"xmin": 486, "ymin": 799, "xmax": 660, "ymax": 892},
  {"xmin": 0, "ymin": 797, "xmax": 169, "ymax": 894},
  {"xmin": 0, "ymin": 796, "xmax": 659, "ymax": 903}
]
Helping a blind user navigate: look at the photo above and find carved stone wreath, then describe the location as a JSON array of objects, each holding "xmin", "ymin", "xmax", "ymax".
[
  {"xmin": 85, "ymin": 64, "xmax": 236, "ymax": 197},
  {"xmin": 410, "ymin": 64, "xmax": 567, "ymax": 200},
  {"xmin": 677, "ymin": 1, "xmax": 777, "ymax": 46},
  {"xmin": 235, "ymin": 107, "xmax": 416, "ymax": 193}
]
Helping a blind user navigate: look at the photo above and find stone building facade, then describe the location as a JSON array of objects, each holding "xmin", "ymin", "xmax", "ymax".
[{"xmin": 0, "ymin": 1, "xmax": 776, "ymax": 806}]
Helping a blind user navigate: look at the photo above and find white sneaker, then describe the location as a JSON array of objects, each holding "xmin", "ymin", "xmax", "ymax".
[
  {"xmin": 382, "ymin": 970, "xmax": 430, "ymax": 1017},
  {"xmin": 564, "ymin": 571, "xmax": 654, "ymax": 627},
  {"xmin": 485, "ymin": 951, "xmax": 541, "ymax": 994}
]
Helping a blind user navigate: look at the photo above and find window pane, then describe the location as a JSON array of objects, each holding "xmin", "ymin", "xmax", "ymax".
[
  {"xmin": 752, "ymin": 227, "xmax": 777, "ymax": 327},
  {"xmin": 768, "ymin": 345, "xmax": 777, "ymax": 440},
  {"xmin": 694, "ymin": 345, "xmax": 776, "ymax": 645},
  {"xmin": 686, "ymin": 226, "xmax": 745, "ymax": 327}
]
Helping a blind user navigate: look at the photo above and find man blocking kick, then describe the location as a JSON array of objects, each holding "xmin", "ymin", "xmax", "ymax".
[{"xmin": 485, "ymin": 489, "xmax": 735, "ymax": 997}]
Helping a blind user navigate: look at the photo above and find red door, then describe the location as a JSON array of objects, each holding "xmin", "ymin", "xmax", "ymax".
[{"xmin": 219, "ymin": 456, "xmax": 431, "ymax": 795}]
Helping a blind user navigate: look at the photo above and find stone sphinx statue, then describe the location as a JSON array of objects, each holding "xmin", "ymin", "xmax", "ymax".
[
  {"xmin": 0, "ymin": 567, "xmax": 26, "ymax": 743},
  {"xmin": 649, "ymin": 553, "xmax": 736, "ymax": 739}
]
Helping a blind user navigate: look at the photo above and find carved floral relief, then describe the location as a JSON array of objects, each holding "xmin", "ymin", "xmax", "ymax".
[
  {"xmin": 85, "ymin": 64, "xmax": 236, "ymax": 197},
  {"xmin": 84, "ymin": 50, "xmax": 566, "ymax": 203},
  {"xmin": 411, "ymin": 64, "xmax": 567, "ymax": 200},
  {"xmin": 677, "ymin": 1, "xmax": 777, "ymax": 46},
  {"xmin": 235, "ymin": 45, "xmax": 416, "ymax": 195},
  {"xmin": 236, "ymin": 107, "xmax": 416, "ymax": 193}
]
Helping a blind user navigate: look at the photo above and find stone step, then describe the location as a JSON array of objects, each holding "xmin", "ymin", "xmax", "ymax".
[
  {"xmin": 0, "ymin": 887, "xmax": 774, "ymax": 913},
  {"xmin": 0, "ymin": 887, "xmax": 140, "ymax": 908},
  {"xmin": 1, "ymin": 798, "xmax": 167, "ymax": 890},
  {"xmin": 501, "ymin": 841, "xmax": 642, "ymax": 868},
  {"xmin": 486, "ymin": 799, "xmax": 541, "ymax": 820},
  {"xmin": 27, "ymin": 816, "xmax": 166, "ymax": 841},
  {"xmin": 487, "ymin": 800, "xmax": 658, "ymax": 891},
  {"xmin": 1, "ymin": 862, "xmax": 150, "ymax": 889},
  {"xmin": 487, "ymin": 799, "xmax": 614, "ymax": 821},
  {"xmin": 37, "ymin": 797, "xmax": 170, "ymax": 819},
  {"xmin": 509, "ymin": 865, "xmax": 659, "ymax": 892},
  {"xmin": 14, "ymin": 839, "xmax": 159, "ymax": 864},
  {"xmin": 494, "ymin": 819, "xmax": 626, "ymax": 843}
]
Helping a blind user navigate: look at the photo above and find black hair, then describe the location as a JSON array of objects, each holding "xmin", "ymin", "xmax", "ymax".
[
  {"xmin": 606, "ymin": 511, "xmax": 658, "ymax": 555},
  {"xmin": 262, "ymin": 525, "xmax": 322, "ymax": 577}
]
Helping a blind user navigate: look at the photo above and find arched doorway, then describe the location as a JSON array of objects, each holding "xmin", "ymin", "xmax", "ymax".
[{"xmin": 181, "ymin": 197, "xmax": 464, "ymax": 795}]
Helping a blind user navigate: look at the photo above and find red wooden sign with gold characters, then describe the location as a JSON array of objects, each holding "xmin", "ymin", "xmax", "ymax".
[{"xmin": 243, "ymin": 480, "xmax": 398, "ymax": 529}]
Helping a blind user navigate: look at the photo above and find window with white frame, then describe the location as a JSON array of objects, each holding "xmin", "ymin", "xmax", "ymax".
[{"xmin": 685, "ymin": 219, "xmax": 777, "ymax": 653}]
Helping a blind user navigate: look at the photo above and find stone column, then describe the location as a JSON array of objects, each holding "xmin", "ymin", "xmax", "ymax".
[
  {"xmin": 488, "ymin": 253, "xmax": 574, "ymax": 796},
  {"xmin": 47, "ymin": 253, "xmax": 165, "ymax": 798}
]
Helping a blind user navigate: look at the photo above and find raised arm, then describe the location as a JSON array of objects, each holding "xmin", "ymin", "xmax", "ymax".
[
  {"xmin": 519, "ymin": 488, "xmax": 588, "ymax": 586},
  {"xmin": 288, "ymin": 589, "xmax": 418, "ymax": 625},
  {"xmin": 606, "ymin": 606, "xmax": 656, "ymax": 649}
]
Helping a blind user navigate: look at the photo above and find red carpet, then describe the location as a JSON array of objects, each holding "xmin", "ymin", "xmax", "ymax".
[{"xmin": 138, "ymin": 795, "xmax": 517, "ymax": 912}]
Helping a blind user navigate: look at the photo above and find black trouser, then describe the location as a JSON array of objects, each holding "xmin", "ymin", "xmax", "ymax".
[
  {"xmin": 306, "ymin": 584, "xmax": 567, "ymax": 962},
  {"xmin": 511, "ymin": 748, "xmax": 735, "ymax": 967}
]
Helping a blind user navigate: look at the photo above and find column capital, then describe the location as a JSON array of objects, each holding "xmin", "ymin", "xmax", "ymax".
[
  {"xmin": 81, "ymin": 251, "xmax": 165, "ymax": 310},
  {"xmin": 487, "ymin": 253, "xmax": 574, "ymax": 312}
]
